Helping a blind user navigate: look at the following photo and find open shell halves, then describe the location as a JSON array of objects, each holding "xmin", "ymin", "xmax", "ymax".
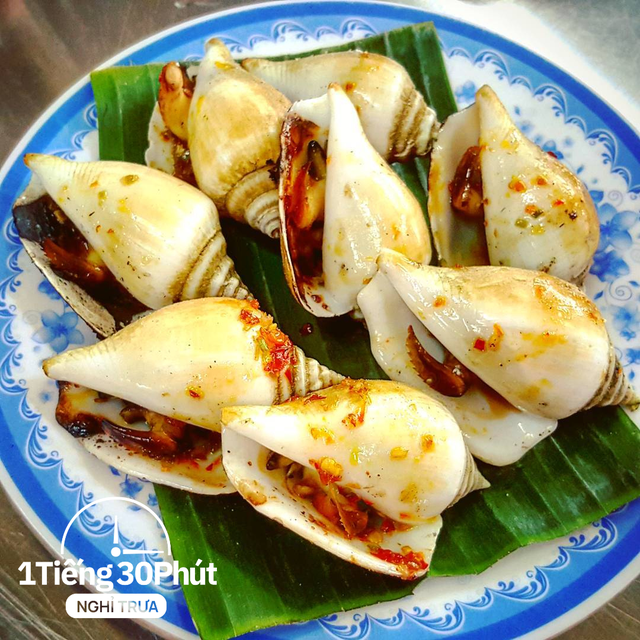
[
  {"xmin": 44, "ymin": 297, "xmax": 343, "ymax": 431},
  {"xmin": 56, "ymin": 383, "xmax": 232, "ymax": 495}
]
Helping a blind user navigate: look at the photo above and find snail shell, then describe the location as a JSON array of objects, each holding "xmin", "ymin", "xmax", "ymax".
[
  {"xmin": 159, "ymin": 39, "xmax": 291, "ymax": 238},
  {"xmin": 377, "ymin": 250, "xmax": 638, "ymax": 420},
  {"xmin": 13, "ymin": 154, "xmax": 250, "ymax": 336},
  {"xmin": 279, "ymin": 84, "xmax": 432, "ymax": 318},
  {"xmin": 147, "ymin": 40, "xmax": 290, "ymax": 237},
  {"xmin": 43, "ymin": 297, "xmax": 343, "ymax": 432},
  {"xmin": 43, "ymin": 298, "xmax": 343, "ymax": 493},
  {"xmin": 357, "ymin": 269, "xmax": 558, "ymax": 466},
  {"xmin": 242, "ymin": 50, "xmax": 439, "ymax": 162},
  {"xmin": 222, "ymin": 379, "xmax": 487, "ymax": 578},
  {"xmin": 56, "ymin": 383, "xmax": 232, "ymax": 494},
  {"xmin": 429, "ymin": 85, "xmax": 599, "ymax": 284}
]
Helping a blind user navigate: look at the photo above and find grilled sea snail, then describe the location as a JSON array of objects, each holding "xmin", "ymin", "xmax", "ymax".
[
  {"xmin": 280, "ymin": 84, "xmax": 432, "ymax": 318},
  {"xmin": 43, "ymin": 297, "xmax": 342, "ymax": 492},
  {"xmin": 13, "ymin": 154, "xmax": 249, "ymax": 337},
  {"xmin": 241, "ymin": 50, "xmax": 439, "ymax": 162},
  {"xmin": 358, "ymin": 266, "xmax": 557, "ymax": 466},
  {"xmin": 147, "ymin": 39, "xmax": 291, "ymax": 237},
  {"xmin": 429, "ymin": 85, "xmax": 599, "ymax": 284},
  {"xmin": 222, "ymin": 379, "xmax": 488, "ymax": 578},
  {"xmin": 358, "ymin": 250, "xmax": 637, "ymax": 463}
]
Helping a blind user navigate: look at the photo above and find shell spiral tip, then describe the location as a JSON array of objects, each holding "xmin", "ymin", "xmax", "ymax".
[
  {"xmin": 390, "ymin": 93, "xmax": 439, "ymax": 162},
  {"xmin": 586, "ymin": 353, "xmax": 640, "ymax": 411},
  {"xmin": 221, "ymin": 267, "xmax": 253, "ymax": 301},
  {"xmin": 225, "ymin": 167, "xmax": 281, "ymax": 238},
  {"xmin": 253, "ymin": 204, "xmax": 280, "ymax": 238},
  {"xmin": 450, "ymin": 449, "xmax": 489, "ymax": 507},
  {"xmin": 277, "ymin": 347, "xmax": 344, "ymax": 402}
]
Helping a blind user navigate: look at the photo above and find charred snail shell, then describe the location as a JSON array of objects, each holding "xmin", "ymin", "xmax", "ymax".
[{"xmin": 43, "ymin": 298, "xmax": 343, "ymax": 493}]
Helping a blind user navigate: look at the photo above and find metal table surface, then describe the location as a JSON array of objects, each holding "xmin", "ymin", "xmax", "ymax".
[{"xmin": 0, "ymin": 0, "xmax": 638, "ymax": 638}]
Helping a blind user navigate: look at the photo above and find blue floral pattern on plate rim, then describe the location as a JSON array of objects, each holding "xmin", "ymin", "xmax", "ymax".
[{"xmin": 0, "ymin": 2, "xmax": 638, "ymax": 638}]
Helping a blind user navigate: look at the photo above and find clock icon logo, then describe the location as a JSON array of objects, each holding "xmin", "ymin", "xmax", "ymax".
[{"xmin": 60, "ymin": 497, "xmax": 172, "ymax": 560}]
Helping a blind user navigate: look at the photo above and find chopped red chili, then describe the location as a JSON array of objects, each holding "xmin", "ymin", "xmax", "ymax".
[
  {"xmin": 239, "ymin": 308, "xmax": 261, "ymax": 327},
  {"xmin": 473, "ymin": 338, "xmax": 487, "ymax": 351},
  {"xmin": 258, "ymin": 324, "xmax": 295, "ymax": 380},
  {"xmin": 342, "ymin": 405, "xmax": 366, "ymax": 429},
  {"xmin": 508, "ymin": 177, "xmax": 526, "ymax": 192},
  {"xmin": 186, "ymin": 385, "xmax": 203, "ymax": 399}
]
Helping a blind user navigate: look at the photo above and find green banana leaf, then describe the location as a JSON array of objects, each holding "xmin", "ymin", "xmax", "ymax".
[{"xmin": 90, "ymin": 21, "xmax": 640, "ymax": 640}]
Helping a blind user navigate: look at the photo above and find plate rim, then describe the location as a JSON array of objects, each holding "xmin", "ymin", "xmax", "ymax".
[{"xmin": 0, "ymin": 2, "xmax": 638, "ymax": 639}]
